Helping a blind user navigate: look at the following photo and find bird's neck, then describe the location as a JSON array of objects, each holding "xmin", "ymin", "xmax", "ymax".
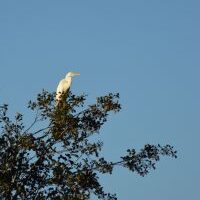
[{"xmin": 65, "ymin": 76, "xmax": 72, "ymax": 83}]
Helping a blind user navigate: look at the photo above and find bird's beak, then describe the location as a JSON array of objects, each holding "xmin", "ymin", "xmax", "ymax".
[{"xmin": 72, "ymin": 72, "xmax": 80, "ymax": 76}]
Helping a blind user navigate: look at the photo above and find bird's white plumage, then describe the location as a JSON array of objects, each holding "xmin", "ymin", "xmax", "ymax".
[
  {"xmin": 56, "ymin": 79, "xmax": 71, "ymax": 100},
  {"xmin": 56, "ymin": 71, "xmax": 80, "ymax": 102}
]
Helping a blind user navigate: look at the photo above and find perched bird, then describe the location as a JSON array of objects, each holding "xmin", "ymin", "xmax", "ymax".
[{"xmin": 56, "ymin": 72, "xmax": 80, "ymax": 102}]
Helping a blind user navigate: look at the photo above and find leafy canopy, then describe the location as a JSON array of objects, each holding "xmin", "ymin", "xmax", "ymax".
[{"xmin": 0, "ymin": 91, "xmax": 177, "ymax": 200}]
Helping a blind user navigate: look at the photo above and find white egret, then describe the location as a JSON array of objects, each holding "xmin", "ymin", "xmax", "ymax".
[{"xmin": 56, "ymin": 71, "xmax": 80, "ymax": 102}]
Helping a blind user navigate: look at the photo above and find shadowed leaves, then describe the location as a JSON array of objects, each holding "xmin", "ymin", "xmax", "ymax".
[{"xmin": 0, "ymin": 90, "xmax": 177, "ymax": 200}]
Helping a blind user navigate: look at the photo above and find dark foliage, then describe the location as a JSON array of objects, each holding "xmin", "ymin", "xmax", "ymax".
[{"xmin": 0, "ymin": 91, "xmax": 177, "ymax": 199}]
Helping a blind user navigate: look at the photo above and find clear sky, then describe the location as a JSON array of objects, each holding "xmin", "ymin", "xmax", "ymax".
[{"xmin": 0, "ymin": 1, "xmax": 200, "ymax": 199}]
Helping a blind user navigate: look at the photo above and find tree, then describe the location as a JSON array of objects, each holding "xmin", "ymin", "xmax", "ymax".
[{"xmin": 0, "ymin": 90, "xmax": 177, "ymax": 200}]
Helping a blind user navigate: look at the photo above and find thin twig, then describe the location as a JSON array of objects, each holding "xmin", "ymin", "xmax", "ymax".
[{"xmin": 25, "ymin": 109, "xmax": 39, "ymax": 133}]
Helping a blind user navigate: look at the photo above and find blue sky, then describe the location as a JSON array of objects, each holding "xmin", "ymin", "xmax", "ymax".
[{"xmin": 0, "ymin": 1, "xmax": 200, "ymax": 199}]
